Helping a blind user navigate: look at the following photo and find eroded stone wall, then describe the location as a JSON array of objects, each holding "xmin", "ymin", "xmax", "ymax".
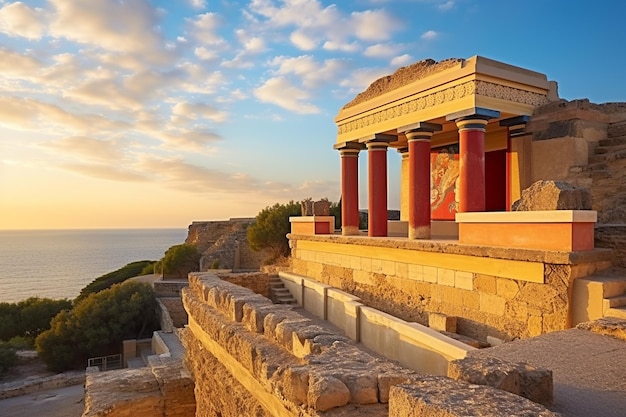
[
  {"xmin": 289, "ymin": 235, "xmax": 612, "ymax": 342},
  {"xmin": 181, "ymin": 272, "xmax": 557, "ymax": 417}
]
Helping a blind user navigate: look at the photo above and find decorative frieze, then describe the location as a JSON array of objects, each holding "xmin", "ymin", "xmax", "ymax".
[{"xmin": 337, "ymin": 80, "xmax": 549, "ymax": 136}]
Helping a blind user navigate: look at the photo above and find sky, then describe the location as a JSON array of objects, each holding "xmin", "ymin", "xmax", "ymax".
[{"xmin": 1, "ymin": 0, "xmax": 625, "ymax": 230}]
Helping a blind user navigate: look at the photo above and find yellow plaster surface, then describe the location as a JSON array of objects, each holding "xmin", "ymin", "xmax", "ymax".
[
  {"xmin": 296, "ymin": 239, "xmax": 544, "ymax": 283},
  {"xmin": 455, "ymin": 210, "xmax": 598, "ymax": 223}
]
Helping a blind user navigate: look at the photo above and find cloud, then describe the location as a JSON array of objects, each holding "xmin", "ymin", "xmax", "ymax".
[
  {"xmin": 290, "ymin": 31, "xmax": 317, "ymax": 50},
  {"xmin": 186, "ymin": 12, "xmax": 225, "ymax": 45},
  {"xmin": 269, "ymin": 55, "xmax": 347, "ymax": 88},
  {"xmin": 188, "ymin": 0, "xmax": 207, "ymax": 10},
  {"xmin": 247, "ymin": 0, "xmax": 401, "ymax": 51},
  {"xmin": 322, "ymin": 40, "xmax": 360, "ymax": 53},
  {"xmin": 364, "ymin": 42, "xmax": 405, "ymax": 58},
  {"xmin": 438, "ymin": 1, "xmax": 455, "ymax": 11},
  {"xmin": 351, "ymin": 10, "xmax": 400, "ymax": 41},
  {"xmin": 254, "ymin": 77, "xmax": 320, "ymax": 114},
  {"xmin": 0, "ymin": 46, "xmax": 42, "ymax": 77},
  {"xmin": 171, "ymin": 101, "xmax": 228, "ymax": 123},
  {"xmin": 49, "ymin": 0, "xmax": 170, "ymax": 63},
  {"xmin": 421, "ymin": 30, "xmax": 439, "ymax": 40},
  {"xmin": 41, "ymin": 136, "xmax": 125, "ymax": 162},
  {"xmin": 339, "ymin": 67, "xmax": 392, "ymax": 93},
  {"xmin": 0, "ymin": 96, "xmax": 130, "ymax": 134},
  {"xmin": 391, "ymin": 54, "xmax": 413, "ymax": 67},
  {"xmin": 0, "ymin": 1, "xmax": 47, "ymax": 40},
  {"xmin": 59, "ymin": 162, "xmax": 149, "ymax": 182},
  {"xmin": 194, "ymin": 46, "xmax": 219, "ymax": 61}
]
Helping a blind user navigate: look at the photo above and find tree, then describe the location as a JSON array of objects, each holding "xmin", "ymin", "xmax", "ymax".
[
  {"xmin": 36, "ymin": 281, "xmax": 159, "ymax": 371},
  {"xmin": 156, "ymin": 243, "xmax": 200, "ymax": 279},
  {"xmin": 0, "ymin": 298, "xmax": 71, "ymax": 342},
  {"xmin": 247, "ymin": 201, "xmax": 301, "ymax": 262}
]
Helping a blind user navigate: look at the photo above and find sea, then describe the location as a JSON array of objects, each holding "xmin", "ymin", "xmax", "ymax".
[{"xmin": 0, "ymin": 228, "xmax": 188, "ymax": 303}]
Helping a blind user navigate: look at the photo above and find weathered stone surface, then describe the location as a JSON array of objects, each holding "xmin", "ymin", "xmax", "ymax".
[
  {"xmin": 577, "ymin": 317, "xmax": 626, "ymax": 341},
  {"xmin": 307, "ymin": 375, "xmax": 350, "ymax": 411},
  {"xmin": 344, "ymin": 58, "xmax": 463, "ymax": 109},
  {"xmin": 389, "ymin": 377, "xmax": 560, "ymax": 417},
  {"xmin": 512, "ymin": 180, "xmax": 592, "ymax": 211},
  {"xmin": 595, "ymin": 225, "xmax": 626, "ymax": 267},
  {"xmin": 429, "ymin": 312, "xmax": 457, "ymax": 332},
  {"xmin": 448, "ymin": 356, "xmax": 553, "ymax": 406}
]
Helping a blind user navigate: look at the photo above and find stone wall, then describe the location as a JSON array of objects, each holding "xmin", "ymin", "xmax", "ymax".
[
  {"xmin": 185, "ymin": 219, "xmax": 269, "ymax": 270},
  {"xmin": 288, "ymin": 234, "xmax": 612, "ymax": 342},
  {"xmin": 181, "ymin": 272, "xmax": 556, "ymax": 416},
  {"xmin": 158, "ymin": 298, "xmax": 188, "ymax": 332},
  {"xmin": 215, "ymin": 270, "xmax": 271, "ymax": 298}
]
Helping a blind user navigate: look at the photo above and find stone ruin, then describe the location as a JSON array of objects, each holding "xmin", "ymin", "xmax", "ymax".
[
  {"xmin": 512, "ymin": 180, "xmax": 593, "ymax": 211},
  {"xmin": 300, "ymin": 198, "xmax": 330, "ymax": 216}
]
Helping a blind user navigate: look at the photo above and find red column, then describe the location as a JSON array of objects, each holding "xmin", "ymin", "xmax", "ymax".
[
  {"xmin": 340, "ymin": 148, "xmax": 360, "ymax": 235},
  {"xmin": 456, "ymin": 119, "xmax": 488, "ymax": 212},
  {"xmin": 367, "ymin": 141, "xmax": 388, "ymax": 237},
  {"xmin": 406, "ymin": 131, "xmax": 433, "ymax": 239}
]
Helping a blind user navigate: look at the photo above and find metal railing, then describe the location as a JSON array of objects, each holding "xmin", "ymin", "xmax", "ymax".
[{"xmin": 87, "ymin": 354, "xmax": 122, "ymax": 371}]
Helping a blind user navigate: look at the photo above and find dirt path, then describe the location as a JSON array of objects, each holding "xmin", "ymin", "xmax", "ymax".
[{"xmin": 0, "ymin": 384, "xmax": 85, "ymax": 417}]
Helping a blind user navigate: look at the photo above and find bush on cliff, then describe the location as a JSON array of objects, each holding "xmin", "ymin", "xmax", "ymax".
[
  {"xmin": 36, "ymin": 281, "xmax": 159, "ymax": 371},
  {"xmin": 0, "ymin": 298, "xmax": 72, "ymax": 343},
  {"xmin": 247, "ymin": 201, "xmax": 301, "ymax": 262},
  {"xmin": 154, "ymin": 243, "xmax": 200, "ymax": 279},
  {"xmin": 75, "ymin": 260, "xmax": 155, "ymax": 303}
]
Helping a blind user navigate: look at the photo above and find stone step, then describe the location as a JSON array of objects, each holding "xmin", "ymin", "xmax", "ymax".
[
  {"xmin": 599, "ymin": 135, "xmax": 626, "ymax": 147},
  {"xmin": 275, "ymin": 295, "xmax": 297, "ymax": 304},
  {"xmin": 577, "ymin": 274, "xmax": 626, "ymax": 299},
  {"xmin": 603, "ymin": 294, "xmax": 626, "ymax": 309},
  {"xmin": 607, "ymin": 120, "xmax": 626, "ymax": 138},
  {"xmin": 273, "ymin": 288, "xmax": 291, "ymax": 295},
  {"xmin": 589, "ymin": 149, "xmax": 626, "ymax": 164},
  {"xmin": 605, "ymin": 306, "xmax": 626, "ymax": 320},
  {"xmin": 595, "ymin": 142, "xmax": 626, "ymax": 154}
]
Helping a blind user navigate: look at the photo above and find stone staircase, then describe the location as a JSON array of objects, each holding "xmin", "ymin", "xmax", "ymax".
[
  {"xmin": 573, "ymin": 268, "xmax": 626, "ymax": 324},
  {"xmin": 269, "ymin": 275, "xmax": 297, "ymax": 305}
]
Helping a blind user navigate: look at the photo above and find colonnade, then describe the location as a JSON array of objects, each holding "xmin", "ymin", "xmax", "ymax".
[{"xmin": 336, "ymin": 108, "xmax": 529, "ymax": 238}]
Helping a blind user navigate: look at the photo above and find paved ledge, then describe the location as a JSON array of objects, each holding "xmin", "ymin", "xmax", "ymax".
[
  {"xmin": 0, "ymin": 371, "xmax": 85, "ymax": 400},
  {"xmin": 466, "ymin": 327, "xmax": 626, "ymax": 417},
  {"xmin": 389, "ymin": 377, "xmax": 559, "ymax": 417},
  {"xmin": 288, "ymin": 233, "xmax": 613, "ymax": 265}
]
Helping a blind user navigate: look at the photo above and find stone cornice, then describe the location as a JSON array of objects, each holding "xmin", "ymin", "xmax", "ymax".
[{"xmin": 336, "ymin": 80, "xmax": 550, "ymax": 140}]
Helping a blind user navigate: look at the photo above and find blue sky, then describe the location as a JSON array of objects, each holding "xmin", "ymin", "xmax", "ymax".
[{"xmin": 0, "ymin": 0, "xmax": 625, "ymax": 229}]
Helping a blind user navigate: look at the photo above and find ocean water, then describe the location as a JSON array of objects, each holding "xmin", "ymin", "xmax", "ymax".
[{"xmin": 0, "ymin": 229, "xmax": 188, "ymax": 303}]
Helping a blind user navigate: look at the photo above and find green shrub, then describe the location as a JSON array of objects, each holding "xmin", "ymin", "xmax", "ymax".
[
  {"xmin": 0, "ymin": 298, "xmax": 71, "ymax": 341},
  {"xmin": 36, "ymin": 281, "xmax": 159, "ymax": 372},
  {"xmin": 247, "ymin": 201, "xmax": 301, "ymax": 260},
  {"xmin": 75, "ymin": 260, "xmax": 155, "ymax": 303},
  {"xmin": 0, "ymin": 342, "xmax": 17, "ymax": 375},
  {"xmin": 159, "ymin": 244, "xmax": 200, "ymax": 279}
]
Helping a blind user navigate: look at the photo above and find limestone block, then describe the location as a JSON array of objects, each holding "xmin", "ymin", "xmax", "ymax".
[
  {"xmin": 448, "ymin": 356, "xmax": 553, "ymax": 405},
  {"xmin": 307, "ymin": 375, "xmax": 350, "ymax": 412},
  {"xmin": 340, "ymin": 373, "xmax": 379, "ymax": 404},
  {"xmin": 479, "ymin": 293, "xmax": 506, "ymax": 316},
  {"xmin": 474, "ymin": 274, "xmax": 496, "ymax": 294},
  {"xmin": 389, "ymin": 377, "xmax": 559, "ymax": 417},
  {"xmin": 577, "ymin": 317, "xmax": 626, "ymax": 341},
  {"xmin": 515, "ymin": 362, "xmax": 554, "ymax": 406},
  {"xmin": 282, "ymin": 366, "xmax": 309, "ymax": 405},
  {"xmin": 512, "ymin": 180, "xmax": 592, "ymax": 211},
  {"xmin": 377, "ymin": 374, "xmax": 415, "ymax": 403},
  {"xmin": 437, "ymin": 268, "xmax": 455, "ymax": 286},
  {"xmin": 429, "ymin": 312, "xmax": 457, "ymax": 333},
  {"xmin": 454, "ymin": 271, "xmax": 473, "ymax": 290}
]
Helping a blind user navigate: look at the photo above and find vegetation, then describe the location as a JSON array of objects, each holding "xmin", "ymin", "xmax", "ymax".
[
  {"xmin": 0, "ymin": 298, "xmax": 72, "ymax": 343},
  {"xmin": 36, "ymin": 281, "xmax": 159, "ymax": 371},
  {"xmin": 247, "ymin": 201, "xmax": 302, "ymax": 262},
  {"xmin": 0, "ymin": 342, "xmax": 18, "ymax": 375},
  {"xmin": 75, "ymin": 260, "xmax": 155, "ymax": 303},
  {"xmin": 153, "ymin": 243, "xmax": 200, "ymax": 279}
]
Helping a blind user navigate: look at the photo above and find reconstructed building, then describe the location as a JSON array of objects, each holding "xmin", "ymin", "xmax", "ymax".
[{"xmin": 288, "ymin": 56, "xmax": 626, "ymax": 342}]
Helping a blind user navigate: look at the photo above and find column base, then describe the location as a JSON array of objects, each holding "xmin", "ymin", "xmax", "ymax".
[
  {"xmin": 409, "ymin": 225, "xmax": 431, "ymax": 240},
  {"xmin": 342, "ymin": 225, "xmax": 360, "ymax": 236}
]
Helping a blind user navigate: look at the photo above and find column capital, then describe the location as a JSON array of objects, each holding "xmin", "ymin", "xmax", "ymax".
[
  {"xmin": 359, "ymin": 133, "xmax": 396, "ymax": 145},
  {"xmin": 499, "ymin": 115, "xmax": 530, "ymax": 138},
  {"xmin": 334, "ymin": 141, "xmax": 365, "ymax": 151},
  {"xmin": 445, "ymin": 107, "xmax": 500, "ymax": 122},
  {"xmin": 455, "ymin": 118, "xmax": 489, "ymax": 131},
  {"xmin": 398, "ymin": 122, "xmax": 443, "ymax": 134}
]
